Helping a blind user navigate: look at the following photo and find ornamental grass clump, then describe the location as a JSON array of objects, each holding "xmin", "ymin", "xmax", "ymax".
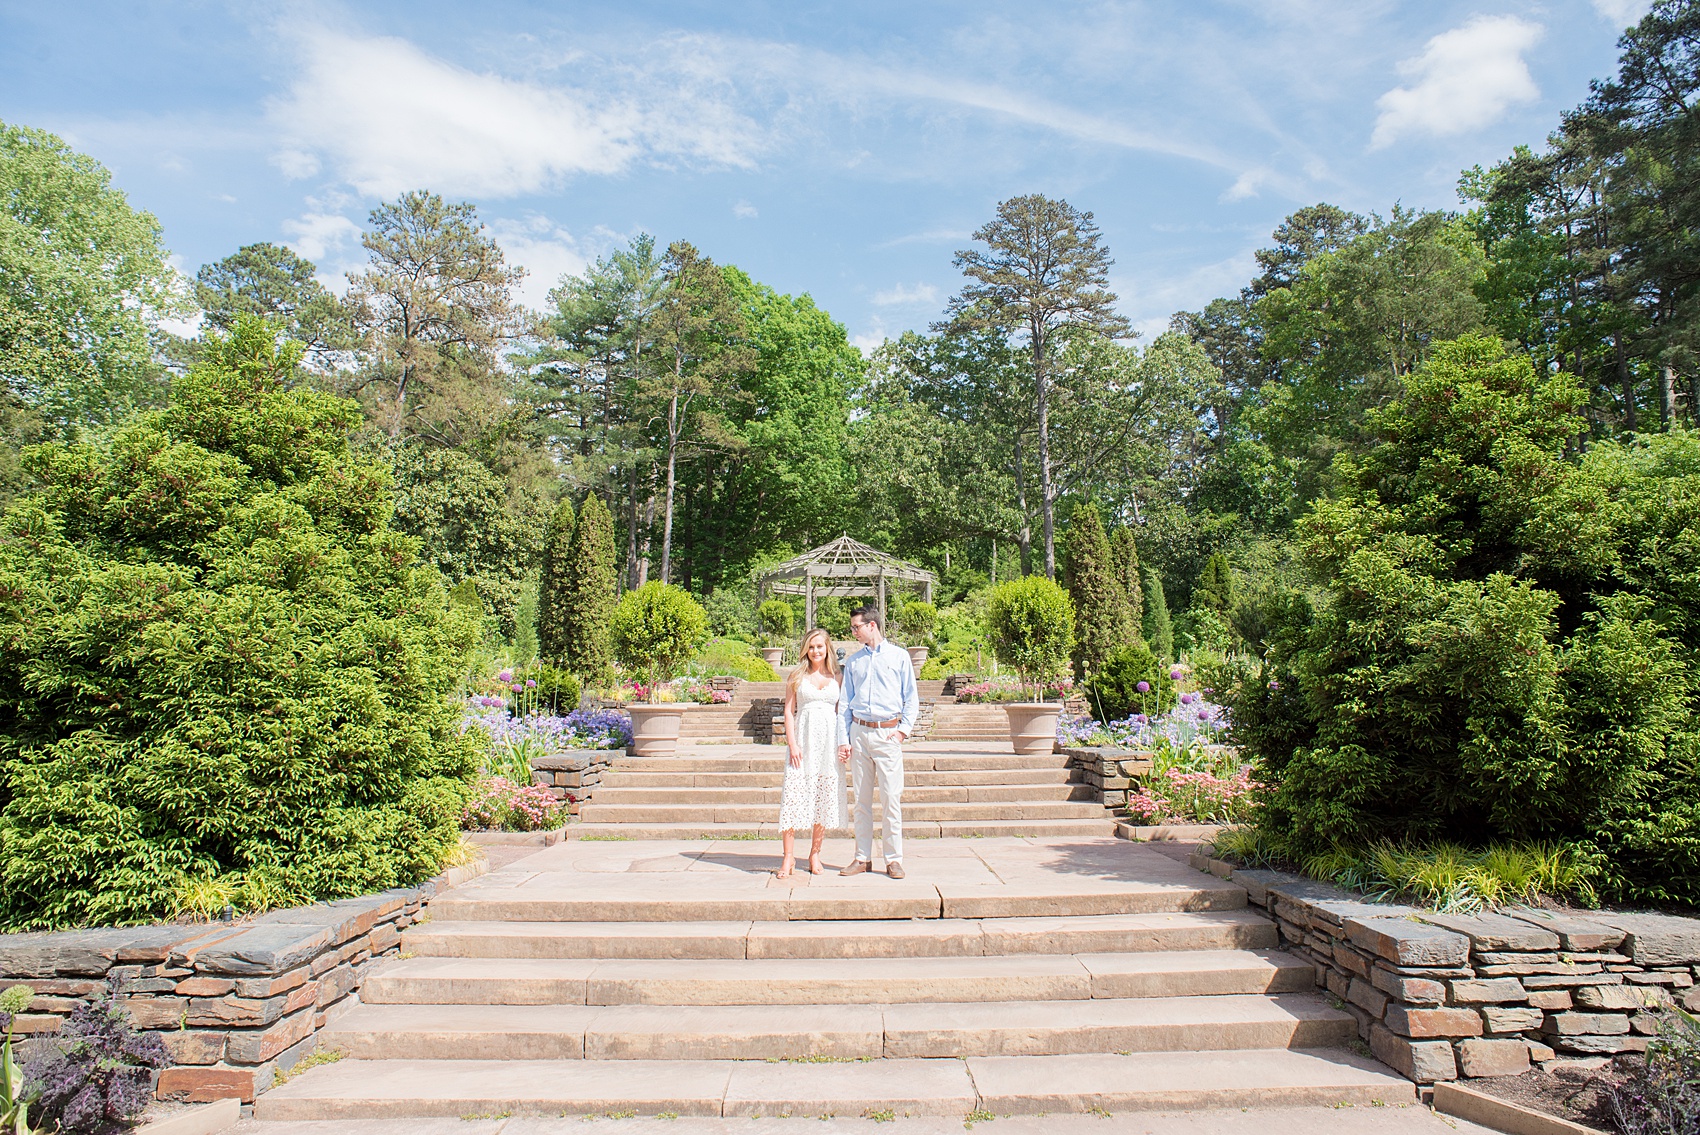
[
  {"xmin": 0, "ymin": 319, "xmax": 480, "ymax": 931},
  {"xmin": 24, "ymin": 978, "xmax": 168, "ymax": 1135}
]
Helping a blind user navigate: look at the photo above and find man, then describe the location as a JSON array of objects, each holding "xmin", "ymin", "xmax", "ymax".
[{"xmin": 837, "ymin": 604, "xmax": 919, "ymax": 878}]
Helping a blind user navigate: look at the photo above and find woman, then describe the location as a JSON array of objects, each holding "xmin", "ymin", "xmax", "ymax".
[{"xmin": 777, "ymin": 628, "xmax": 850, "ymax": 877}]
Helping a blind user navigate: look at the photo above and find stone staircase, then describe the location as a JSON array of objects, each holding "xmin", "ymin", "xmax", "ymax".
[
  {"xmin": 926, "ymin": 701, "xmax": 1015, "ymax": 742},
  {"xmin": 571, "ymin": 742, "xmax": 1115, "ymax": 839},
  {"xmin": 256, "ymin": 838, "xmax": 1414, "ymax": 1120}
]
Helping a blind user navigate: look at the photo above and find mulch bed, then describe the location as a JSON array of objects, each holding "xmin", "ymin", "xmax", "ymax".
[{"xmin": 1466, "ymin": 1056, "xmax": 1642, "ymax": 1133}]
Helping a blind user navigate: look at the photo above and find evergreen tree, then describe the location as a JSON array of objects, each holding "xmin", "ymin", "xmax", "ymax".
[
  {"xmin": 535, "ymin": 498, "xmax": 576, "ymax": 663},
  {"xmin": 1195, "ymin": 553, "xmax": 1235, "ymax": 613},
  {"xmin": 1064, "ymin": 503, "xmax": 1136, "ymax": 676},
  {"xmin": 564, "ymin": 493, "xmax": 618, "ymax": 679},
  {"xmin": 1143, "ymin": 569, "xmax": 1174, "ymax": 660},
  {"xmin": 1109, "ymin": 526, "xmax": 1144, "ymax": 632}
]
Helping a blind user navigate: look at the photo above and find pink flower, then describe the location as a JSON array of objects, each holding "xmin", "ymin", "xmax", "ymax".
[{"xmin": 525, "ymin": 679, "xmax": 537, "ymax": 689}]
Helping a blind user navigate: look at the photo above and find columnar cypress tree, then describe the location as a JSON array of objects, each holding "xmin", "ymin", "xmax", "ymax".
[
  {"xmin": 535, "ymin": 497, "xmax": 576, "ymax": 663},
  {"xmin": 1109, "ymin": 526, "xmax": 1144, "ymax": 633},
  {"xmin": 1195, "ymin": 552, "xmax": 1235, "ymax": 613},
  {"xmin": 1143, "ymin": 569, "xmax": 1174, "ymax": 661},
  {"xmin": 1064, "ymin": 503, "xmax": 1136, "ymax": 676},
  {"xmin": 564, "ymin": 493, "xmax": 618, "ymax": 679}
]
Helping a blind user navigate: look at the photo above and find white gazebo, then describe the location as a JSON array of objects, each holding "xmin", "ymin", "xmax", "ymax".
[{"xmin": 757, "ymin": 536, "xmax": 936, "ymax": 629}]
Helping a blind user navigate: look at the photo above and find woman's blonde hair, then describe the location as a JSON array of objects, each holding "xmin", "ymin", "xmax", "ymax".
[{"xmin": 785, "ymin": 627, "xmax": 840, "ymax": 700}]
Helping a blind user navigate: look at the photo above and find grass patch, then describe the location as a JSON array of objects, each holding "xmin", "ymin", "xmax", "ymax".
[
  {"xmin": 864, "ymin": 1110, "xmax": 895, "ymax": 1123},
  {"xmin": 579, "ymin": 834, "xmax": 632, "ymax": 841},
  {"xmin": 703, "ymin": 832, "xmax": 765, "ymax": 840},
  {"xmin": 273, "ymin": 1049, "xmax": 343, "ymax": 1086},
  {"xmin": 764, "ymin": 1055, "xmax": 873, "ymax": 1063}
]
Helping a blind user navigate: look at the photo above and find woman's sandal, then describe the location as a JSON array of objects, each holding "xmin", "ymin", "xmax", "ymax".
[
  {"xmin": 777, "ymin": 862, "xmax": 795, "ymax": 879},
  {"xmin": 808, "ymin": 854, "xmax": 823, "ymax": 875}
]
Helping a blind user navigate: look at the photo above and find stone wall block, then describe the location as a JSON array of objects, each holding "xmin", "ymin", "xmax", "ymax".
[
  {"xmin": 1370, "ymin": 969, "xmax": 1446, "ymax": 1005},
  {"xmin": 1346, "ymin": 977, "xmax": 1389, "ymax": 1018},
  {"xmin": 1524, "ymin": 973, "xmax": 1624, "ymax": 989},
  {"xmin": 1555, "ymin": 1035, "xmax": 1648, "ymax": 1055},
  {"xmin": 1448, "ymin": 978, "xmax": 1528, "ymax": 1004},
  {"xmin": 156, "ymin": 1066, "xmax": 257, "ymax": 1103},
  {"xmin": 1383, "ymin": 1005, "xmax": 1484, "ymax": 1039},
  {"xmin": 1457, "ymin": 1038, "xmax": 1532, "ymax": 1078},
  {"xmin": 186, "ymin": 995, "xmax": 286, "ymax": 1028},
  {"xmin": 1544, "ymin": 1012, "xmax": 1631, "ymax": 1036},
  {"xmin": 1417, "ymin": 912, "xmax": 1560, "ymax": 952},
  {"xmin": 1481, "ymin": 1007, "xmax": 1545, "ymax": 1034},
  {"xmin": 366, "ymin": 924, "xmax": 401, "ymax": 956},
  {"xmin": 1502, "ymin": 908, "xmax": 1626, "ymax": 952},
  {"xmin": 1331, "ymin": 942, "xmax": 1371, "ymax": 978},
  {"xmin": 1345, "ymin": 917, "xmax": 1471, "ymax": 967},
  {"xmin": 174, "ymin": 977, "xmax": 235, "ymax": 997},
  {"xmin": 1370, "ymin": 1023, "xmax": 1458, "ymax": 1082},
  {"xmin": 1527, "ymin": 990, "xmax": 1573, "ymax": 1011},
  {"xmin": 122, "ymin": 996, "xmax": 187, "ymax": 1030},
  {"xmin": 316, "ymin": 962, "xmax": 357, "ymax": 1008},
  {"xmin": 1326, "ymin": 968, "xmax": 1350, "ymax": 1001},
  {"xmin": 224, "ymin": 1007, "xmax": 315, "ymax": 1065},
  {"xmin": 232, "ymin": 966, "xmax": 310, "ymax": 1000},
  {"xmin": 1594, "ymin": 912, "xmax": 1700, "ymax": 966},
  {"xmin": 1576, "ymin": 984, "xmax": 1662, "ymax": 1011},
  {"xmin": 162, "ymin": 1031, "xmax": 227, "ymax": 1065},
  {"xmin": 10, "ymin": 1014, "xmax": 65, "ymax": 1033}
]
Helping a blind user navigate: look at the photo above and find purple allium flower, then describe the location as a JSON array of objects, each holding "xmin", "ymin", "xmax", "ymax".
[
  {"xmin": 1180, "ymin": 693, "xmax": 1194, "ymax": 705},
  {"xmin": 1169, "ymin": 667, "xmax": 1183, "ymax": 680},
  {"xmin": 498, "ymin": 669, "xmax": 514, "ymax": 683},
  {"xmin": 1136, "ymin": 681, "xmax": 1150, "ymax": 693},
  {"xmin": 512, "ymin": 683, "xmax": 522, "ymax": 692},
  {"xmin": 525, "ymin": 679, "xmax": 537, "ymax": 689}
]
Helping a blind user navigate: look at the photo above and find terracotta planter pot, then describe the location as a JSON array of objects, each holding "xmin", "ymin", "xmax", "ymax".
[
  {"xmin": 906, "ymin": 645, "xmax": 929, "ymax": 674},
  {"xmin": 627, "ymin": 703, "xmax": 692, "ymax": 756},
  {"xmin": 1003, "ymin": 701, "xmax": 1062, "ymax": 755},
  {"xmin": 760, "ymin": 646, "xmax": 786, "ymax": 669}
]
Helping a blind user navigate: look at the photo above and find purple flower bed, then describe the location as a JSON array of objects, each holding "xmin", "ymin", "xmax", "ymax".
[
  {"xmin": 462, "ymin": 705, "xmax": 633, "ymax": 752},
  {"xmin": 1058, "ymin": 694, "xmax": 1232, "ymax": 751}
]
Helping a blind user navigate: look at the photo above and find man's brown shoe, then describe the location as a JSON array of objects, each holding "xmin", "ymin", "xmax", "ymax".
[
  {"xmin": 839, "ymin": 860, "xmax": 871, "ymax": 876},
  {"xmin": 887, "ymin": 862, "xmax": 906, "ymax": 879}
]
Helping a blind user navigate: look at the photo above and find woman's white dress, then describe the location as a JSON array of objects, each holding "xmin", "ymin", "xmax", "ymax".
[{"xmin": 779, "ymin": 677, "xmax": 849, "ymax": 831}]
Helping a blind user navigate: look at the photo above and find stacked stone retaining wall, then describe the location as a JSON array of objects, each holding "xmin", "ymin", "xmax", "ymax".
[
  {"xmin": 1192, "ymin": 851, "xmax": 1700, "ymax": 1083},
  {"xmin": 0, "ymin": 864, "xmax": 481, "ymax": 1104},
  {"xmin": 531, "ymin": 749, "xmax": 619, "ymax": 814},
  {"xmin": 1060, "ymin": 746, "xmax": 1152, "ymax": 807}
]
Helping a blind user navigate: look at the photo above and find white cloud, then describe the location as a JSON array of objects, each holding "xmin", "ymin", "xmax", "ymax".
[
  {"xmin": 1220, "ymin": 168, "xmax": 1273, "ymax": 202},
  {"xmin": 489, "ymin": 215, "xmax": 592, "ymax": 311},
  {"xmin": 1370, "ymin": 16, "xmax": 1543, "ymax": 150},
  {"xmin": 268, "ymin": 26, "xmax": 767, "ymax": 200},
  {"xmin": 732, "ymin": 200, "xmax": 759, "ymax": 219},
  {"xmin": 1591, "ymin": 0, "xmax": 1652, "ymax": 27},
  {"xmin": 281, "ymin": 211, "xmax": 363, "ymax": 262},
  {"xmin": 871, "ymin": 282, "xmax": 940, "ymax": 307},
  {"xmin": 850, "ymin": 319, "xmax": 888, "ymax": 353}
]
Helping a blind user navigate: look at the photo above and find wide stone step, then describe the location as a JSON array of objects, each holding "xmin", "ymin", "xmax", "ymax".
[
  {"xmin": 319, "ymin": 992, "xmax": 1354, "ymax": 1061},
  {"xmin": 596, "ymin": 768, "xmax": 1075, "ymax": 788},
  {"xmin": 403, "ymin": 910, "xmax": 1279, "ymax": 959},
  {"xmin": 622, "ymin": 753, "xmax": 1066, "ymax": 773},
  {"xmin": 255, "ymin": 1049, "xmax": 1415, "ymax": 1120},
  {"xmin": 587, "ymin": 785, "xmax": 1097, "ymax": 805},
  {"xmin": 577, "ymin": 802, "xmax": 1106, "ymax": 823},
  {"xmin": 563, "ymin": 818, "xmax": 1118, "ymax": 840},
  {"xmin": 360, "ymin": 949, "xmax": 1313, "ymax": 1006}
]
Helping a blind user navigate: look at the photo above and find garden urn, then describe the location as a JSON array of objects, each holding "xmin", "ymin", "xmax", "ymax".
[
  {"xmin": 1003, "ymin": 701, "xmax": 1062, "ymax": 755},
  {"xmin": 627, "ymin": 703, "xmax": 693, "ymax": 756},
  {"xmin": 760, "ymin": 645, "xmax": 786, "ymax": 669},
  {"xmin": 905, "ymin": 645, "xmax": 929, "ymax": 675}
]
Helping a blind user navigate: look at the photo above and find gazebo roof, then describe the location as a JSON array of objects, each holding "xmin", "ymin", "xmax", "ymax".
[{"xmin": 758, "ymin": 536, "xmax": 935, "ymax": 599}]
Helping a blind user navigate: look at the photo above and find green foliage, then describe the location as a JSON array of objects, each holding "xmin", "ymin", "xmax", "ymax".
[
  {"xmin": 688, "ymin": 638, "xmax": 778, "ymax": 682},
  {"xmin": 530, "ymin": 665, "xmax": 582, "ymax": 713},
  {"xmin": 562, "ymin": 494, "xmax": 618, "ymax": 680},
  {"xmin": 610, "ymin": 582, "xmax": 709, "ymax": 697},
  {"xmin": 1109, "ymin": 526, "xmax": 1143, "ymax": 629},
  {"xmin": 1, "ymin": 982, "xmax": 34, "ymax": 1135},
  {"xmin": 985, "ymin": 576, "xmax": 1075, "ymax": 697},
  {"xmin": 892, "ymin": 599, "xmax": 937, "ymax": 645},
  {"xmin": 1085, "ymin": 643, "xmax": 1178, "ymax": 722},
  {"xmin": 758, "ymin": 599, "xmax": 795, "ymax": 643},
  {"xmin": 1, "ymin": 119, "xmax": 188, "ymax": 427},
  {"xmin": 0, "ymin": 318, "xmax": 479, "ymax": 931},
  {"xmin": 194, "ymin": 242, "xmax": 353, "ymax": 368},
  {"xmin": 1610, "ymin": 1005, "xmax": 1700, "ymax": 1135},
  {"xmin": 701, "ymin": 588, "xmax": 756, "ymax": 639},
  {"xmin": 1141, "ymin": 569, "xmax": 1174, "ymax": 660},
  {"xmin": 1193, "ymin": 553, "xmax": 1234, "ymax": 612},
  {"xmin": 382, "ymin": 440, "xmax": 546, "ymax": 640},
  {"xmin": 1234, "ymin": 335, "xmax": 1700, "ymax": 905},
  {"xmin": 535, "ymin": 497, "xmax": 576, "ymax": 664},
  {"xmin": 814, "ymin": 596, "xmax": 851, "ymax": 638},
  {"xmin": 1065, "ymin": 503, "xmax": 1137, "ymax": 677}
]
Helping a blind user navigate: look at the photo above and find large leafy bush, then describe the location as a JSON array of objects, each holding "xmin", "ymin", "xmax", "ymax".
[
  {"xmin": 1234, "ymin": 335, "xmax": 1700, "ymax": 905},
  {"xmin": 610, "ymin": 582, "xmax": 708, "ymax": 699},
  {"xmin": 986, "ymin": 576, "xmax": 1075, "ymax": 698},
  {"xmin": 0, "ymin": 319, "xmax": 480, "ymax": 930}
]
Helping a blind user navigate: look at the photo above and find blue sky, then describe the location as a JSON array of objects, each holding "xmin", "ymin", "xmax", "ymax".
[{"xmin": 1, "ymin": 0, "xmax": 1650, "ymax": 349}]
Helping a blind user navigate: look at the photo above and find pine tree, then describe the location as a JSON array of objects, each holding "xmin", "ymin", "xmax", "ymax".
[
  {"xmin": 1064, "ymin": 503, "xmax": 1136, "ymax": 677},
  {"xmin": 535, "ymin": 497, "xmax": 576, "ymax": 663},
  {"xmin": 1195, "ymin": 553, "xmax": 1235, "ymax": 613},
  {"xmin": 564, "ymin": 493, "xmax": 618, "ymax": 679},
  {"xmin": 1143, "ymin": 568, "xmax": 1174, "ymax": 661},
  {"xmin": 1109, "ymin": 526, "xmax": 1144, "ymax": 634}
]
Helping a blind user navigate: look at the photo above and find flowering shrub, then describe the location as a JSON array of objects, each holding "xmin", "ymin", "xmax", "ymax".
[
  {"xmin": 23, "ymin": 976, "xmax": 169, "ymax": 1134},
  {"xmin": 1126, "ymin": 765, "xmax": 1257, "ymax": 826},
  {"xmin": 1058, "ymin": 693, "xmax": 1232, "ymax": 751},
  {"xmin": 957, "ymin": 676, "xmax": 1074, "ymax": 704},
  {"xmin": 460, "ymin": 776, "xmax": 567, "ymax": 832}
]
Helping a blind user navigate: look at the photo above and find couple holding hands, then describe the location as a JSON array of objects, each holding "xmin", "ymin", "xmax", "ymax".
[{"xmin": 776, "ymin": 605, "xmax": 918, "ymax": 879}]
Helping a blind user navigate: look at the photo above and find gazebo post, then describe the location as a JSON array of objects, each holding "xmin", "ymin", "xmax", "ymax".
[
  {"xmin": 877, "ymin": 569, "xmax": 887, "ymax": 629},
  {"xmin": 805, "ymin": 572, "xmax": 815, "ymax": 631}
]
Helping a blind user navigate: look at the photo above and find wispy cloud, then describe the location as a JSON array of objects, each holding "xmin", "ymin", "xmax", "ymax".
[
  {"xmin": 871, "ymin": 282, "xmax": 940, "ymax": 307},
  {"xmin": 874, "ymin": 228, "xmax": 972, "ymax": 249},
  {"xmin": 732, "ymin": 200, "xmax": 758, "ymax": 219},
  {"xmin": 1590, "ymin": 0, "xmax": 1652, "ymax": 27},
  {"xmin": 1370, "ymin": 16, "xmax": 1543, "ymax": 150},
  {"xmin": 281, "ymin": 210, "xmax": 362, "ymax": 262}
]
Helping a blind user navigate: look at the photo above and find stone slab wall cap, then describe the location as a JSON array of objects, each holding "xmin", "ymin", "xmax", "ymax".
[
  {"xmin": 1432, "ymin": 1080, "xmax": 1609, "ymax": 1135},
  {"xmin": 187, "ymin": 926, "xmax": 337, "ymax": 976},
  {"xmin": 1263, "ymin": 878, "xmax": 1363, "ymax": 907},
  {"xmin": 1224, "ymin": 869, "xmax": 1293, "ymax": 906},
  {"xmin": 1306, "ymin": 899, "xmax": 1417, "ymax": 928},
  {"xmin": 1345, "ymin": 917, "xmax": 1471, "ymax": 967},
  {"xmin": 1417, "ymin": 912, "xmax": 1562, "ymax": 952},
  {"xmin": 134, "ymin": 1097, "xmax": 242, "ymax": 1135},
  {"xmin": 1591, "ymin": 912, "xmax": 1700, "ymax": 966},
  {"xmin": 1501, "ymin": 908, "xmax": 1627, "ymax": 952}
]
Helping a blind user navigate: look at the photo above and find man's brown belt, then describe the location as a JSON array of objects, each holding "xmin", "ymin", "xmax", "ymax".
[{"xmin": 853, "ymin": 717, "xmax": 901, "ymax": 729}]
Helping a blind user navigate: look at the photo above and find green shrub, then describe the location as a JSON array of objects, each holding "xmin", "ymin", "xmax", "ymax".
[
  {"xmin": 690, "ymin": 637, "xmax": 779, "ymax": 682},
  {"xmin": 535, "ymin": 497, "xmax": 575, "ymax": 663},
  {"xmin": 986, "ymin": 576, "xmax": 1075, "ymax": 699},
  {"xmin": 531, "ymin": 664, "xmax": 582, "ymax": 713},
  {"xmin": 1142, "ymin": 569, "xmax": 1174, "ymax": 660},
  {"xmin": 561, "ymin": 494, "xmax": 617, "ymax": 681},
  {"xmin": 892, "ymin": 599, "xmax": 937, "ymax": 645},
  {"xmin": 758, "ymin": 599, "xmax": 795, "ymax": 643},
  {"xmin": 0, "ymin": 318, "xmax": 479, "ymax": 931},
  {"xmin": 1085, "ymin": 643, "xmax": 1177, "ymax": 722},
  {"xmin": 1234, "ymin": 335, "xmax": 1700, "ymax": 906},
  {"xmin": 701, "ymin": 588, "xmax": 756, "ymax": 639},
  {"xmin": 1066, "ymin": 503, "xmax": 1137, "ymax": 676},
  {"xmin": 611, "ymin": 582, "xmax": 709, "ymax": 699}
]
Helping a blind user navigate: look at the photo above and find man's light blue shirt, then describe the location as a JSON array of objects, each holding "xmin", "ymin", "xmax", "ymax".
[{"xmin": 838, "ymin": 639, "xmax": 920, "ymax": 746}]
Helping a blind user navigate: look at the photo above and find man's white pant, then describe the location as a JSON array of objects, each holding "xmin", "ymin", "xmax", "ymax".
[{"xmin": 848, "ymin": 723, "xmax": 905, "ymax": 864}]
